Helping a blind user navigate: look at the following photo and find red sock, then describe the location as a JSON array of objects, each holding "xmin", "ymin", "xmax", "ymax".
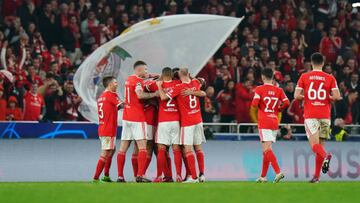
[
  {"xmin": 104, "ymin": 156, "xmax": 112, "ymax": 176},
  {"xmin": 183, "ymin": 153, "xmax": 191, "ymax": 177},
  {"xmin": 261, "ymin": 152, "xmax": 270, "ymax": 177},
  {"xmin": 195, "ymin": 150, "xmax": 205, "ymax": 174},
  {"xmin": 157, "ymin": 148, "xmax": 166, "ymax": 177},
  {"xmin": 93, "ymin": 156, "xmax": 106, "ymax": 179},
  {"xmin": 145, "ymin": 154, "xmax": 152, "ymax": 173},
  {"xmin": 164, "ymin": 152, "xmax": 172, "ymax": 178},
  {"xmin": 312, "ymin": 144, "xmax": 327, "ymax": 159},
  {"xmin": 131, "ymin": 154, "xmax": 138, "ymax": 177},
  {"xmin": 117, "ymin": 152, "xmax": 126, "ymax": 178},
  {"xmin": 315, "ymin": 154, "xmax": 324, "ymax": 178},
  {"xmin": 173, "ymin": 149, "xmax": 183, "ymax": 177},
  {"xmin": 265, "ymin": 150, "xmax": 280, "ymax": 174},
  {"xmin": 137, "ymin": 149, "xmax": 147, "ymax": 177},
  {"xmin": 185, "ymin": 152, "xmax": 197, "ymax": 179}
]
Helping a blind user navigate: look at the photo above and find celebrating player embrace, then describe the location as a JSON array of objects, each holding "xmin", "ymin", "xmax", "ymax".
[
  {"xmin": 294, "ymin": 53, "xmax": 341, "ymax": 183},
  {"xmin": 250, "ymin": 68, "xmax": 289, "ymax": 183}
]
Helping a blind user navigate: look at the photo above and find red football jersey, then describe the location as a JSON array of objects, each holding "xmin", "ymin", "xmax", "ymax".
[
  {"xmin": 23, "ymin": 92, "xmax": 44, "ymax": 121},
  {"xmin": 122, "ymin": 75, "xmax": 146, "ymax": 122},
  {"xmin": 296, "ymin": 70, "xmax": 338, "ymax": 119},
  {"xmin": 97, "ymin": 90, "xmax": 122, "ymax": 137},
  {"xmin": 146, "ymin": 80, "xmax": 181, "ymax": 122},
  {"xmin": 144, "ymin": 102, "xmax": 158, "ymax": 126},
  {"xmin": 166, "ymin": 79, "xmax": 202, "ymax": 127},
  {"xmin": 251, "ymin": 83, "xmax": 289, "ymax": 130}
]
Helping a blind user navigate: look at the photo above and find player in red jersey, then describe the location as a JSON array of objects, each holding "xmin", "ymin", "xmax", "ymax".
[
  {"xmin": 294, "ymin": 53, "xmax": 341, "ymax": 183},
  {"xmin": 250, "ymin": 68, "xmax": 290, "ymax": 183},
  {"xmin": 116, "ymin": 61, "xmax": 158, "ymax": 183},
  {"xmin": 157, "ymin": 68, "xmax": 206, "ymax": 183},
  {"xmin": 93, "ymin": 76, "xmax": 124, "ymax": 182},
  {"xmin": 145, "ymin": 67, "xmax": 181, "ymax": 182}
]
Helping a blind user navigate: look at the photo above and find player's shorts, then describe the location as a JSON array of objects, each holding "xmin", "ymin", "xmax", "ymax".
[
  {"xmin": 259, "ymin": 129, "xmax": 277, "ymax": 142},
  {"xmin": 304, "ymin": 119, "xmax": 330, "ymax": 139},
  {"xmin": 180, "ymin": 122, "xmax": 206, "ymax": 145},
  {"xmin": 121, "ymin": 120, "xmax": 147, "ymax": 141},
  {"xmin": 146, "ymin": 124, "xmax": 156, "ymax": 140},
  {"xmin": 99, "ymin": 136, "xmax": 116, "ymax": 150},
  {"xmin": 155, "ymin": 121, "xmax": 180, "ymax": 145}
]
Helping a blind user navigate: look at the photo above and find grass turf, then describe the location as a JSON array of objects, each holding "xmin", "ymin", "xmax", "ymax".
[{"xmin": 0, "ymin": 181, "xmax": 359, "ymax": 203}]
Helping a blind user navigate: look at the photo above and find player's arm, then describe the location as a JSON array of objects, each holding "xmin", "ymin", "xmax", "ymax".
[
  {"xmin": 182, "ymin": 89, "xmax": 206, "ymax": 97},
  {"xmin": 135, "ymin": 83, "xmax": 158, "ymax": 100},
  {"xmin": 294, "ymin": 75, "xmax": 305, "ymax": 100},
  {"xmin": 156, "ymin": 81, "xmax": 169, "ymax": 101},
  {"xmin": 329, "ymin": 78, "xmax": 341, "ymax": 101},
  {"xmin": 250, "ymin": 92, "xmax": 260, "ymax": 123}
]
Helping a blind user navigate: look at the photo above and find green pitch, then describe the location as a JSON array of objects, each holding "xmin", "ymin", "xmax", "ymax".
[{"xmin": 0, "ymin": 182, "xmax": 359, "ymax": 203}]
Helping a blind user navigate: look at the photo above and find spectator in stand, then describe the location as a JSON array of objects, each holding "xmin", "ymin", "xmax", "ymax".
[
  {"xmin": 287, "ymin": 99, "xmax": 304, "ymax": 124},
  {"xmin": 23, "ymin": 83, "xmax": 45, "ymax": 121},
  {"xmin": 216, "ymin": 80, "xmax": 236, "ymax": 132},
  {"xmin": 60, "ymin": 80, "xmax": 81, "ymax": 121},
  {"xmin": 235, "ymin": 79, "xmax": 254, "ymax": 124},
  {"xmin": 347, "ymin": 73, "xmax": 360, "ymax": 92},
  {"xmin": 319, "ymin": 26, "xmax": 342, "ymax": 64},
  {"xmin": 40, "ymin": 75, "xmax": 63, "ymax": 121},
  {"xmin": 336, "ymin": 90, "xmax": 360, "ymax": 125},
  {"xmin": 6, "ymin": 96, "xmax": 22, "ymax": 121},
  {"xmin": 0, "ymin": 85, "xmax": 6, "ymax": 121},
  {"xmin": 81, "ymin": 10, "xmax": 99, "ymax": 55},
  {"xmin": 201, "ymin": 86, "xmax": 217, "ymax": 123}
]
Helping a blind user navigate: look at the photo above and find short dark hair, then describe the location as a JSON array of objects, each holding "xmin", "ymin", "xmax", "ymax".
[
  {"xmin": 102, "ymin": 76, "xmax": 116, "ymax": 88},
  {"xmin": 133, "ymin": 60, "xmax": 147, "ymax": 69},
  {"xmin": 162, "ymin": 67, "xmax": 172, "ymax": 77},
  {"xmin": 311, "ymin": 52, "xmax": 324, "ymax": 65},
  {"xmin": 261, "ymin": 68, "xmax": 273, "ymax": 80}
]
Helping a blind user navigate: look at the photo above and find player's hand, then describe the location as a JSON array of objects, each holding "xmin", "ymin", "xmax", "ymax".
[
  {"xmin": 182, "ymin": 89, "xmax": 193, "ymax": 96},
  {"xmin": 296, "ymin": 94, "xmax": 304, "ymax": 100},
  {"xmin": 156, "ymin": 81, "xmax": 163, "ymax": 87}
]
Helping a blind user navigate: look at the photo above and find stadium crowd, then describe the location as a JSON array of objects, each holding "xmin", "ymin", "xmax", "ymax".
[{"xmin": 0, "ymin": 0, "xmax": 359, "ymax": 126}]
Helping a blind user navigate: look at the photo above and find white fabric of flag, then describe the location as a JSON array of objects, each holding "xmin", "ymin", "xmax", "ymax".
[{"xmin": 74, "ymin": 14, "xmax": 243, "ymax": 124}]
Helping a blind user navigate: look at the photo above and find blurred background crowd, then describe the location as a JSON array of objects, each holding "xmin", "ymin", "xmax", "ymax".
[{"xmin": 0, "ymin": 0, "xmax": 359, "ymax": 131}]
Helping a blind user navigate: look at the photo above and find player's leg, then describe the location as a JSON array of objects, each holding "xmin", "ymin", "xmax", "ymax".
[
  {"xmin": 182, "ymin": 146, "xmax": 191, "ymax": 181},
  {"xmin": 311, "ymin": 138, "xmax": 326, "ymax": 183},
  {"xmin": 193, "ymin": 123, "xmax": 206, "ymax": 182},
  {"xmin": 135, "ymin": 139, "xmax": 151, "ymax": 182},
  {"xmin": 145, "ymin": 140, "xmax": 154, "ymax": 173},
  {"xmin": 117, "ymin": 140, "xmax": 131, "ymax": 182},
  {"xmin": 93, "ymin": 137, "xmax": 113, "ymax": 182},
  {"xmin": 181, "ymin": 126, "xmax": 198, "ymax": 183},
  {"xmin": 319, "ymin": 120, "xmax": 332, "ymax": 174},
  {"xmin": 172, "ymin": 144, "xmax": 183, "ymax": 182},
  {"xmin": 163, "ymin": 147, "xmax": 173, "ymax": 182},
  {"xmin": 260, "ymin": 129, "xmax": 283, "ymax": 183},
  {"xmin": 131, "ymin": 143, "xmax": 139, "ymax": 178},
  {"xmin": 154, "ymin": 143, "xmax": 167, "ymax": 182},
  {"xmin": 102, "ymin": 137, "xmax": 116, "ymax": 182}
]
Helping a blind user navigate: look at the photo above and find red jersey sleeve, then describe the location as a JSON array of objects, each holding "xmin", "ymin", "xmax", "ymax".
[
  {"xmin": 296, "ymin": 74, "xmax": 305, "ymax": 90},
  {"xmin": 251, "ymin": 87, "xmax": 261, "ymax": 107},
  {"xmin": 330, "ymin": 75, "xmax": 339, "ymax": 90},
  {"xmin": 166, "ymin": 84, "xmax": 182, "ymax": 99},
  {"xmin": 145, "ymin": 80, "xmax": 158, "ymax": 92},
  {"xmin": 279, "ymin": 89, "xmax": 290, "ymax": 111}
]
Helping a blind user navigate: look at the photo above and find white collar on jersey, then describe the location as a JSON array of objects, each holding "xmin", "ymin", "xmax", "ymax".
[
  {"xmin": 312, "ymin": 69, "xmax": 323, "ymax": 72},
  {"xmin": 264, "ymin": 82, "xmax": 273, "ymax": 85},
  {"xmin": 164, "ymin": 80, "xmax": 173, "ymax": 83}
]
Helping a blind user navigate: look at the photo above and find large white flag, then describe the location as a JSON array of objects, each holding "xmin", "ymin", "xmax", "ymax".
[{"xmin": 74, "ymin": 14, "xmax": 243, "ymax": 124}]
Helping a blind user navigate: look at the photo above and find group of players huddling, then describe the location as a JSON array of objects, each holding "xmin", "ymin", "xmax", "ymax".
[
  {"xmin": 94, "ymin": 61, "xmax": 206, "ymax": 183},
  {"xmin": 92, "ymin": 52, "xmax": 340, "ymax": 184}
]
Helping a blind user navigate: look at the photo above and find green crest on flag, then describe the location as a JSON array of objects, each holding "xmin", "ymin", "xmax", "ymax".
[{"xmin": 110, "ymin": 46, "xmax": 131, "ymax": 60}]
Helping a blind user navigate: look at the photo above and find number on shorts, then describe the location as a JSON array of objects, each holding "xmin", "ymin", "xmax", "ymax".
[
  {"xmin": 308, "ymin": 82, "xmax": 326, "ymax": 100},
  {"xmin": 189, "ymin": 95, "xmax": 197, "ymax": 108},
  {"xmin": 264, "ymin": 97, "xmax": 278, "ymax": 113},
  {"xmin": 98, "ymin": 102, "xmax": 104, "ymax": 118}
]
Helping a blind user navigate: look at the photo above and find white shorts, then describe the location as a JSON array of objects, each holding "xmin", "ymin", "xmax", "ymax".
[
  {"xmin": 121, "ymin": 120, "xmax": 147, "ymax": 141},
  {"xmin": 155, "ymin": 121, "xmax": 180, "ymax": 145},
  {"xmin": 304, "ymin": 119, "xmax": 331, "ymax": 139},
  {"xmin": 146, "ymin": 124, "xmax": 156, "ymax": 140},
  {"xmin": 99, "ymin": 136, "xmax": 116, "ymax": 150},
  {"xmin": 180, "ymin": 123, "xmax": 206, "ymax": 145},
  {"xmin": 259, "ymin": 129, "xmax": 277, "ymax": 142}
]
